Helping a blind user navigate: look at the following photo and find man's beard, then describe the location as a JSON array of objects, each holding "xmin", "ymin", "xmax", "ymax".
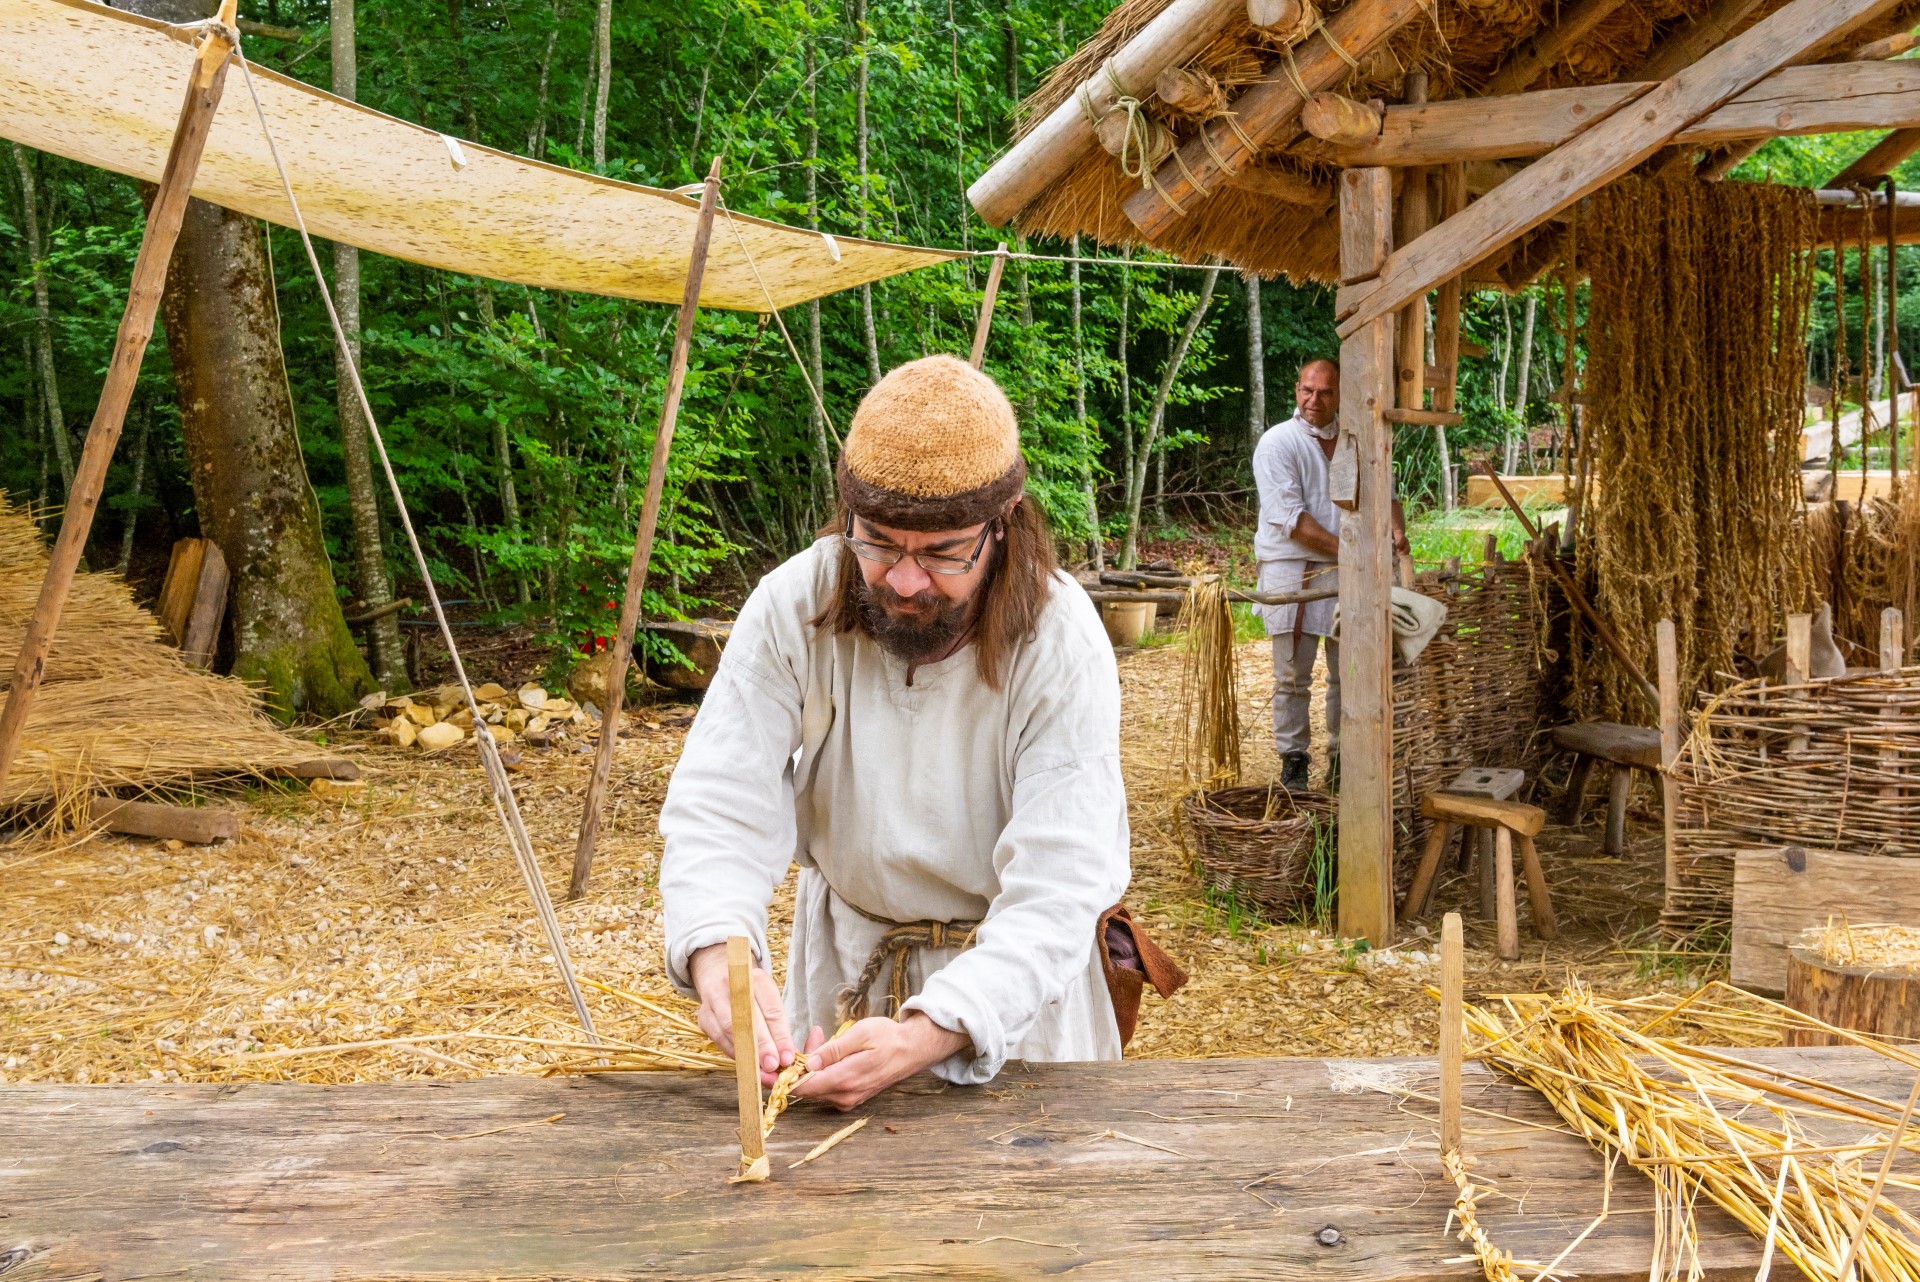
[{"xmin": 858, "ymin": 577, "xmax": 979, "ymax": 663}]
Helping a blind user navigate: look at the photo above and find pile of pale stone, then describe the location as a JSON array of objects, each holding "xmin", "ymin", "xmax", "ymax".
[{"xmin": 363, "ymin": 682, "xmax": 591, "ymax": 753}]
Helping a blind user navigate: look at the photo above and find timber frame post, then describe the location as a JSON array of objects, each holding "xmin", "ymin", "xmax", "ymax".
[
  {"xmin": 0, "ymin": 3, "xmax": 237, "ymax": 799},
  {"xmin": 570, "ymin": 156, "xmax": 724, "ymax": 900},
  {"xmin": 1336, "ymin": 167, "xmax": 1397, "ymax": 946}
]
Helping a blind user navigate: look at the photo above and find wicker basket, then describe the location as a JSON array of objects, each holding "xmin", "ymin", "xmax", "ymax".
[{"xmin": 1179, "ymin": 785, "xmax": 1336, "ymax": 919}]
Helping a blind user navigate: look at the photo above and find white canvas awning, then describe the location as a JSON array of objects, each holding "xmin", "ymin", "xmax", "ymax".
[{"xmin": 0, "ymin": 0, "xmax": 958, "ymax": 310}]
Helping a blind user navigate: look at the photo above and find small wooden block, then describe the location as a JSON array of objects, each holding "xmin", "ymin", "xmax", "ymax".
[
  {"xmin": 1445, "ymin": 766, "xmax": 1525, "ymax": 801},
  {"xmin": 88, "ymin": 797, "xmax": 238, "ymax": 844},
  {"xmin": 1551, "ymin": 721, "xmax": 1661, "ymax": 770},
  {"xmin": 280, "ymin": 758, "xmax": 363, "ymax": 781},
  {"xmin": 1421, "ymin": 791, "xmax": 1546, "ymax": 836}
]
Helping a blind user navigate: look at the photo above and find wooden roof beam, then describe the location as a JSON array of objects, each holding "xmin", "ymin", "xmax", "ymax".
[
  {"xmin": 1483, "ymin": 0, "xmax": 1637, "ymax": 97},
  {"xmin": 1334, "ymin": 0, "xmax": 1907, "ymax": 340},
  {"xmin": 1118, "ymin": 0, "xmax": 1428, "ymax": 237},
  {"xmin": 966, "ymin": 0, "xmax": 1244, "ymax": 228},
  {"xmin": 1829, "ymin": 126, "xmax": 1920, "ymax": 183},
  {"xmin": 1630, "ymin": 0, "xmax": 1772, "ymax": 80},
  {"xmin": 1335, "ymin": 61, "xmax": 1920, "ymax": 167}
]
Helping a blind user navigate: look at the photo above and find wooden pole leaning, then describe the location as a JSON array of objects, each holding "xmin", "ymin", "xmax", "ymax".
[
  {"xmin": 569, "ymin": 157, "xmax": 724, "ymax": 901},
  {"xmin": 727, "ymin": 936, "xmax": 769, "ymax": 1183},
  {"xmin": 1656, "ymin": 618, "xmax": 1682, "ymax": 904},
  {"xmin": 969, "ymin": 243, "xmax": 1010, "ymax": 369},
  {"xmin": 1439, "ymin": 911, "xmax": 1463, "ymax": 1153},
  {"xmin": 1335, "ymin": 167, "xmax": 1397, "ymax": 947},
  {"xmin": 0, "ymin": 9, "xmax": 238, "ymax": 800}
]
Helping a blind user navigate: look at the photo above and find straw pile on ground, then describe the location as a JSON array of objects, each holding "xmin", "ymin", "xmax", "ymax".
[
  {"xmin": 0, "ymin": 497, "xmax": 329, "ymax": 810},
  {"xmin": 1465, "ymin": 983, "xmax": 1920, "ymax": 1282},
  {"xmin": 1663, "ymin": 666, "xmax": 1920, "ymax": 938},
  {"xmin": 1575, "ymin": 176, "xmax": 1819, "ymax": 722},
  {"xmin": 1801, "ymin": 922, "xmax": 1920, "ymax": 974}
]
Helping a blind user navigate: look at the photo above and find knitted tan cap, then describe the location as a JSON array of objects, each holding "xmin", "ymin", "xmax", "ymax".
[{"xmin": 837, "ymin": 355, "xmax": 1026, "ymax": 531}]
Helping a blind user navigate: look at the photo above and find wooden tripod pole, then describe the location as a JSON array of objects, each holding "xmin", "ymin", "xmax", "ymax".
[
  {"xmin": 569, "ymin": 156, "xmax": 723, "ymax": 900},
  {"xmin": 0, "ymin": 9, "xmax": 236, "ymax": 801},
  {"xmin": 968, "ymin": 243, "xmax": 1009, "ymax": 369}
]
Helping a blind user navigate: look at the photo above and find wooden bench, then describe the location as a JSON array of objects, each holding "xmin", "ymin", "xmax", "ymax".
[
  {"xmin": 1402, "ymin": 791, "xmax": 1555, "ymax": 960},
  {"xmin": 1551, "ymin": 721, "xmax": 1661, "ymax": 856}
]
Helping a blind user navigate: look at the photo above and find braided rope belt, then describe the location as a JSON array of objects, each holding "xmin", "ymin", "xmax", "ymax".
[{"xmin": 835, "ymin": 915, "xmax": 980, "ymax": 1025}]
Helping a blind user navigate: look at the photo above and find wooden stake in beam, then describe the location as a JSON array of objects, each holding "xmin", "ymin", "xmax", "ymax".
[
  {"xmin": 727, "ymin": 936, "xmax": 769, "ymax": 1183},
  {"xmin": 0, "ymin": 8, "xmax": 237, "ymax": 800},
  {"xmin": 1439, "ymin": 911, "xmax": 1463, "ymax": 1154},
  {"xmin": 969, "ymin": 243, "xmax": 1010, "ymax": 369},
  {"xmin": 1336, "ymin": 167, "xmax": 1397, "ymax": 947},
  {"xmin": 1785, "ymin": 611, "xmax": 1813, "ymax": 684},
  {"xmin": 1882, "ymin": 607, "xmax": 1906, "ymax": 671},
  {"xmin": 570, "ymin": 157, "xmax": 724, "ymax": 901},
  {"xmin": 1656, "ymin": 618, "xmax": 1682, "ymax": 904}
]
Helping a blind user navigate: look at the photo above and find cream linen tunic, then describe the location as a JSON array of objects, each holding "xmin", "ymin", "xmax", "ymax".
[{"xmin": 658, "ymin": 538, "xmax": 1129, "ymax": 1085}]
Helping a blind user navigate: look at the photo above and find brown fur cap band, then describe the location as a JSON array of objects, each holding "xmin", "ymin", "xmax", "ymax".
[{"xmin": 837, "ymin": 355, "xmax": 1026, "ymax": 532}]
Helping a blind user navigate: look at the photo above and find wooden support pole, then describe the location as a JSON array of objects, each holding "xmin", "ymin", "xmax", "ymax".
[
  {"xmin": 0, "ymin": 14, "xmax": 236, "ymax": 800},
  {"xmin": 1336, "ymin": 167, "xmax": 1396, "ymax": 947},
  {"xmin": 1394, "ymin": 75, "xmax": 1431, "ymax": 423},
  {"xmin": 1656, "ymin": 618, "xmax": 1681, "ymax": 902},
  {"xmin": 1785, "ymin": 611, "xmax": 1813, "ymax": 684},
  {"xmin": 969, "ymin": 243, "xmax": 1009, "ymax": 369},
  {"xmin": 727, "ymin": 936, "xmax": 767, "ymax": 1180},
  {"xmin": 1889, "ymin": 178, "xmax": 1903, "ymax": 483},
  {"xmin": 1438, "ymin": 911, "xmax": 1463, "ymax": 1153},
  {"xmin": 570, "ymin": 157, "xmax": 724, "ymax": 901},
  {"xmin": 1882, "ymin": 607, "xmax": 1906, "ymax": 670}
]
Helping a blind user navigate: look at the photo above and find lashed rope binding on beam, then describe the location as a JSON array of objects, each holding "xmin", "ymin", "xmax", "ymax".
[{"xmin": 223, "ymin": 33, "xmax": 599, "ymax": 1042}]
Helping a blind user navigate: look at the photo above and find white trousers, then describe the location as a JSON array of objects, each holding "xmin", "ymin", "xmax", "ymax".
[{"xmin": 1271, "ymin": 632, "xmax": 1339, "ymax": 758}]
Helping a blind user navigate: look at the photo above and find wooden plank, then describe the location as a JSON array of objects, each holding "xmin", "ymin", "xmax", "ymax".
[
  {"xmin": 1551, "ymin": 721, "xmax": 1662, "ymax": 770},
  {"xmin": 966, "ymin": 0, "xmax": 1244, "ymax": 226},
  {"xmin": 86, "ymin": 795, "xmax": 239, "ymax": 844},
  {"xmin": 155, "ymin": 536, "xmax": 209, "ymax": 646},
  {"xmin": 1335, "ymin": 0, "xmax": 1906, "ymax": 338},
  {"xmin": 1438, "ymin": 913, "xmax": 1463, "ymax": 1152},
  {"xmin": 1123, "ymin": 0, "xmax": 1427, "ymax": 236},
  {"xmin": 1883, "ymin": 607, "xmax": 1907, "ymax": 671},
  {"xmin": 1732, "ymin": 846, "xmax": 1920, "ymax": 993},
  {"xmin": 3, "ymin": 1049, "xmax": 1915, "ymax": 1281},
  {"xmin": 1384, "ymin": 408, "xmax": 1462, "ymax": 426},
  {"xmin": 179, "ymin": 537, "xmax": 228, "ymax": 669},
  {"xmin": 1420, "ymin": 791, "xmax": 1548, "ymax": 837},
  {"xmin": 1336, "ymin": 167, "xmax": 1395, "ymax": 946}
]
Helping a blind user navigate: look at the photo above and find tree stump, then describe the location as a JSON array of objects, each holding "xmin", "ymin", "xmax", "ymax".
[{"xmin": 1784, "ymin": 945, "xmax": 1920, "ymax": 1046}]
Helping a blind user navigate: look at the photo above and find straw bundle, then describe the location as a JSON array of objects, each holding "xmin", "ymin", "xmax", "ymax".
[
  {"xmin": 1465, "ymin": 984, "xmax": 1920, "ymax": 1282},
  {"xmin": 1663, "ymin": 666, "xmax": 1920, "ymax": 937},
  {"xmin": 0, "ymin": 495, "xmax": 328, "ymax": 810},
  {"xmin": 1577, "ymin": 176, "xmax": 1819, "ymax": 721},
  {"xmin": 1176, "ymin": 579, "xmax": 1242, "ymax": 789}
]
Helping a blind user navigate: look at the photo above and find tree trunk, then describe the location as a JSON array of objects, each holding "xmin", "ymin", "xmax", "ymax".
[
  {"xmin": 1122, "ymin": 267, "xmax": 1219, "ymax": 570},
  {"xmin": 116, "ymin": 397, "xmax": 151, "ymax": 576},
  {"xmin": 525, "ymin": 0, "xmax": 564, "ymax": 157},
  {"xmin": 159, "ymin": 197, "xmax": 376, "ymax": 718},
  {"xmin": 332, "ymin": 0, "xmax": 407, "ymax": 688},
  {"xmin": 11, "ymin": 143, "xmax": 75, "ymax": 499},
  {"xmin": 1071, "ymin": 234, "xmax": 1102, "ymax": 570},
  {"xmin": 591, "ymin": 0, "xmax": 611, "ymax": 169},
  {"xmin": 805, "ymin": 35, "xmax": 830, "ymax": 515},
  {"xmin": 855, "ymin": 0, "xmax": 881, "ymax": 384},
  {"xmin": 1246, "ymin": 271, "xmax": 1266, "ymax": 452}
]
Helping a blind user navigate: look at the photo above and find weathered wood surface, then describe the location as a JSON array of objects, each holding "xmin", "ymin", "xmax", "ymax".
[
  {"xmin": 3, "ymin": 1049, "xmax": 1915, "ymax": 1281},
  {"xmin": 1733, "ymin": 846, "xmax": 1920, "ymax": 993},
  {"xmin": 1786, "ymin": 947, "xmax": 1920, "ymax": 1045},
  {"xmin": 1552, "ymin": 721, "xmax": 1662, "ymax": 770}
]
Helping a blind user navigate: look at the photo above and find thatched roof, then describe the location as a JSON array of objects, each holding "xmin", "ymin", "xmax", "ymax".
[{"xmin": 1000, "ymin": 0, "xmax": 1920, "ymax": 283}]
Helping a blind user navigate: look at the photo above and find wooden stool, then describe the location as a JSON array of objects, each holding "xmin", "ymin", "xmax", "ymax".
[
  {"xmin": 1551, "ymin": 722, "xmax": 1661, "ymax": 856},
  {"xmin": 1401, "ymin": 792, "xmax": 1556, "ymax": 961},
  {"xmin": 1443, "ymin": 767, "xmax": 1524, "ymax": 920}
]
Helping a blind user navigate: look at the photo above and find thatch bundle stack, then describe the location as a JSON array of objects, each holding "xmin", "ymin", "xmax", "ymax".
[{"xmin": 0, "ymin": 497, "xmax": 328, "ymax": 811}]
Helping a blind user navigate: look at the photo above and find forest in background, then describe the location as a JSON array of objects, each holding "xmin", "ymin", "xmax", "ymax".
[{"xmin": 4, "ymin": 0, "xmax": 1918, "ymax": 716}]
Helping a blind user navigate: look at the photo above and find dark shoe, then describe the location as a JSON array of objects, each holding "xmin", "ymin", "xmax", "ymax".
[{"xmin": 1280, "ymin": 753, "xmax": 1310, "ymax": 791}]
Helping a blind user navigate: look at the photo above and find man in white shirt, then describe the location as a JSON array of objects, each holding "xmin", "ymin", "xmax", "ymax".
[
  {"xmin": 657, "ymin": 355, "xmax": 1134, "ymax": 1111},
  {"xmin": 1252, "ymin": 360, "xmax": 1407, "ymax": 791}
]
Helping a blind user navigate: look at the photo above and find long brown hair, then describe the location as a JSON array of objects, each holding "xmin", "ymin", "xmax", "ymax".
[{"xmin": 811, "ymin": 496, "xmax": 1058, "ymax": 690}]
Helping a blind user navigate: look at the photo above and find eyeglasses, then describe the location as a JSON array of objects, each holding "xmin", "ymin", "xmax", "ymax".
[{"xmin": 842, "ymin": 513, "xmax": 998, "ymax": 576}]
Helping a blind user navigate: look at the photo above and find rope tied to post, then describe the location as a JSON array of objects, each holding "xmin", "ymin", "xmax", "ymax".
[{"xmin": 1078, "ymin": 59, "xmax": 1192, "ymax": 215}]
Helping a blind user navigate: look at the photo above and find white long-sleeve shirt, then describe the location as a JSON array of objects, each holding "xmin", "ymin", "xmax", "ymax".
[
  {"xmin": 658, "ymin": 538, "xmax": 1129, "ymax": 1084},
  {"xmin": 1252, "ymin": 415, "xmax": 1342, "ymax": 636}
]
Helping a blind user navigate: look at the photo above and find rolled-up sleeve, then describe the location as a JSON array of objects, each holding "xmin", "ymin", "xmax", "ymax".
[
  {"xmin": 899, "ymin": 624, "xmax": 1129, "ymax": 1082},
  {"xmin": 1255, "ymin": 437, "xmax": 1307, "ymax": 538},
  {"xmin": 657, "ymin": 586, "xmax": 805, "ymax": 992}
]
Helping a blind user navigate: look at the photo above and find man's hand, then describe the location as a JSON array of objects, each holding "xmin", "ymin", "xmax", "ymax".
[
  {"xmin": 688, "ymin": 941, "xmax": 796, "ymax": 1086},
  {"xmin": 791, "ymin": 1014, "xmax": 971, "ymax": 1111}
]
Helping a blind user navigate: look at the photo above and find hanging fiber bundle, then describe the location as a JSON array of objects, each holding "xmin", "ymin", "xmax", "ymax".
[{"xmin": 1176, "ymin": 579, "xmax": 1242, "ymax": 789}]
